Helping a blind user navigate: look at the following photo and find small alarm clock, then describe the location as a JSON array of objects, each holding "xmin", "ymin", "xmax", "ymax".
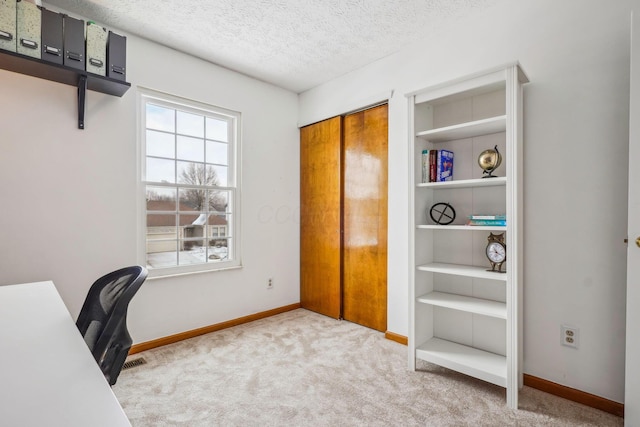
[{"xmin": 486, "ymin": 232, "xmax": 506, "ymax": 273}]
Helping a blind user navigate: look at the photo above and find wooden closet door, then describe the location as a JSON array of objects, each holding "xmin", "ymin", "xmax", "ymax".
[
  {"xmin": 300, "ymin": 116, "xmax": 343, "ymax": 319},
  {"xmin": 342, "ymin": 104, "xmax": 388, "ymax": 332}
]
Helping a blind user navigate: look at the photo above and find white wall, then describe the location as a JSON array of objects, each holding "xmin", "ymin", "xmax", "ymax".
[
  {"xmin": 0, "ymin": 11, "xmax": 300, "ymax": 344},
  {"xmin": 299, "ymin": 0, "xmax": 632, "ymax": 403}
]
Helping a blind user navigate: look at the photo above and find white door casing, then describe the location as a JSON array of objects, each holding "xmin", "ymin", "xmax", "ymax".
[{"xmin": 626, "ymin": 11, "xmax": 640, "ymax": 427}]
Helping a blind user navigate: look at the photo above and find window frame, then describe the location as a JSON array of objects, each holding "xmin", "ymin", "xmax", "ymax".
[{"xmin": 137, "ymin": 88, "xmax": 242, "ymax": 277}]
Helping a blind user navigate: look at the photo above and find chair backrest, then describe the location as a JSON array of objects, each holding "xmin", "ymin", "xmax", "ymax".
[{"xmin": 76, "ymin": 265, "xmax": 147, "ymax": 385}]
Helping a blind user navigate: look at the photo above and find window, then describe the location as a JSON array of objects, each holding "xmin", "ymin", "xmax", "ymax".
[{"xmin": 139, "ymin": 89, "xmax": 241, "ymax": 276}]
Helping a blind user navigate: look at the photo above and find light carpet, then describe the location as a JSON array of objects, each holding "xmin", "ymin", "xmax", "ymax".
[{"xmin": 113, "ymin": 309, "xmax": 623, "ymax": 426}]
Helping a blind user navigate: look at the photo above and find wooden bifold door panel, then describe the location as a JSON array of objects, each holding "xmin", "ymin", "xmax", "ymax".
[
  {"xmin": 342, "ymin": 106, "xmax": 388, "ymax": 332},
  {"xmin": 300, "ymin": 116, "xmax": 342, "ymax": 319},
  {"xmin": 300, "ymin": 104, "xmax": 388, "ymax": 332}
]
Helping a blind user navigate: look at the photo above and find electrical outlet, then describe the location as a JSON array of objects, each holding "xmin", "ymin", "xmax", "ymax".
[
  {"xmin": 267, "ymin": 278, "xmax": 273, "ymax": 289},
  {"xmin": 561, "ymin": 325, "xmax": 579, "ymax": 349}
]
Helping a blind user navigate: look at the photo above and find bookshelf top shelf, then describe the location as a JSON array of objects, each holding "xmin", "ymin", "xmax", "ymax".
[{"xmin": 416, "ymin": 115, "xmax": 506, "ymax": 143}]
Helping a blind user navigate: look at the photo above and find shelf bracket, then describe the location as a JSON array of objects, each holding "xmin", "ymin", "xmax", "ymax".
[{"xmin": 77, "ymin": 75, "xmax": 87, "ymax": 130}]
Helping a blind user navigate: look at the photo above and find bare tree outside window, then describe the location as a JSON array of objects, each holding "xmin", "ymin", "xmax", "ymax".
[
  {"xmin": 179, "ymin": 163, "xmax": 216, "ymax": 209},
  {"xmin": 178, "ymin": 163, "xmax": 227, "ymax": 212}
]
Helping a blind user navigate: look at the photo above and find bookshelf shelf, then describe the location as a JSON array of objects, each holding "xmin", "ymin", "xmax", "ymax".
[
  {"xmin": 416, "ymin": 176, "xmax": 506, "ymax": 189},
  {"xmin": 416, "ymin": 115, "xmax": 507, "ymax": 143},
  {"xmin": 416, "ymin": 338, "xmax": 507, "ymax": 387},
  {"xmin": 416, "ymin": 262, "xmax": 508, "ymax": 281},
  {"xmin": 416, "ymin": 291, "xmax": 507, "ymax": 319},
  {"xmin": 417, "ymin": 224, "xmax": 507, "ymax": 231}
]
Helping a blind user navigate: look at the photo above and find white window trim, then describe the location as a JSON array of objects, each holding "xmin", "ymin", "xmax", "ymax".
[{"xmin": 137, "ymin": 87, "xmax": 242, "ymax": 278}]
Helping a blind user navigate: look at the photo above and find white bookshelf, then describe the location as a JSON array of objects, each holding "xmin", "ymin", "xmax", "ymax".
[{"xmin": 407, "ymin": 63, "xmax": 528, "ymax": 409}]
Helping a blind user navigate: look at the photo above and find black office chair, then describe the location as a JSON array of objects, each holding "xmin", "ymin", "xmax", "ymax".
[{"xmin": 76, "ymin": 265, "xmax": 148, "ymax": 385}]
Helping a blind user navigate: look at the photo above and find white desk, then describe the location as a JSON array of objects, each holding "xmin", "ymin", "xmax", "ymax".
[{"xmin": 0, "ymin": 281, "xmax": 131, "ymax": 427}]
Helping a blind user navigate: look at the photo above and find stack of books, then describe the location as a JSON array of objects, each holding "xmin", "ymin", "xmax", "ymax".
[
  {"xmin": 467, "ymin": 214, "xmax": 506, "ymax": 226},
  {"xmin": 421, "ymin": 149, "xmax": 454, "ymax": 182}
]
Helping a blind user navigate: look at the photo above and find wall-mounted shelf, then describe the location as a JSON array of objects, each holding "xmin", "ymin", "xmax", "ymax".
[{"xmin": 0, "ymin": 49, "xmax": 130, "ymax": 129}]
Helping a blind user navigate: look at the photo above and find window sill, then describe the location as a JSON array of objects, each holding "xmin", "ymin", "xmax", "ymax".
[{"xmin": 146, "ymin": 264, "xmax": 243, "ymax": 280}]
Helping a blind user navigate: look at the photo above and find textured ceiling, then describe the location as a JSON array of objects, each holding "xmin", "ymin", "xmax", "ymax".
[{"xmin": 45, "ymin": 0, "xmax": 500, "ymax": 93}]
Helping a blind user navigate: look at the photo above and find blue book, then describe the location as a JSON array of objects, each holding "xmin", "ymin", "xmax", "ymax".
[
  {"xmin": 468, "ymin": 219, "xmax": 507, "ymax": 226},
  {"xmin": 437, "ymin": 149, "xmax": 454, "ymax": 182}
]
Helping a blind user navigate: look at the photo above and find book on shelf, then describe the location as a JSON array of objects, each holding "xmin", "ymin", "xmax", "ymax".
[
  {"xmin": 421, "ymin": 150, "xmax": 429, "ymax": 183},
  {"xmin": 467, "ymin": 219, "xmax": 507, "ymax": 226},
  {"xmin": 436, "ymin": 149, "xmax": 454, "ymax": 182},
  {"xmin": 429, "ymin": 149, "xmax": 437, "ymax": 182},
  {"xmin": 426, "ymin": 149, "xmax": 454, "ymax": 182},
  {"xmin": 469, "ymin": 214, "xmax": 506, "ymax": 220}
]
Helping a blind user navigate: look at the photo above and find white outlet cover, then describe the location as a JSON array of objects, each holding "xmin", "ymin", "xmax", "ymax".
[{"xmin": 561, "ymin": 325, "xmax": 579, "ymax": 348}]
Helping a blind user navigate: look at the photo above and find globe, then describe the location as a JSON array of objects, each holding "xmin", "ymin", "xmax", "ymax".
[{"xmin": 478, "ymin": 145, "xmax": 502, "ymax": 178}]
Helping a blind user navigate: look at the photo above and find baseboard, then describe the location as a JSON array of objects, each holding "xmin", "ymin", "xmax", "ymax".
[
  {"xmin": 129, "ymin": 303, "xmax": 301, "ymax": 355},
  {"xmin": 523, "ymin": 374, "xmax": 624, "ymax": 418},
  {"xmin": 385, "ymin": 331, "xmax": 408, "ymax": 345}
]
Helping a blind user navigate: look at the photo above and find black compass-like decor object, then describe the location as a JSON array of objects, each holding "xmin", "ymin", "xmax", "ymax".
[{"xmin": 429, "ymin": 202, "xmax": 456, "ymax": 225}]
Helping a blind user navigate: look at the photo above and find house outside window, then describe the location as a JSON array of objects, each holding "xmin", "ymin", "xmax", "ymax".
[{"xmin": 139, "ymin": 89, "xmax": 241, "ymax": 276}]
